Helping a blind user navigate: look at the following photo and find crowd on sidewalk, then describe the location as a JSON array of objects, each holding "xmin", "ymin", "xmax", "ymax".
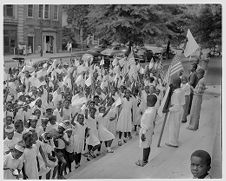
[{"xmin": 3, "ymin": 44, "xmax": 210, "ymax": 179}]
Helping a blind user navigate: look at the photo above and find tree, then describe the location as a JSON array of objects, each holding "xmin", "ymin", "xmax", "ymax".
[
  {"xmin": 191, "ymin": 4, "xmax": 222, "ymax": 48},
  {"xmin": 86, "ymin": 5, "xmax": 188, "ymax": 45},
  {"xmin": 64, "ymin": 5, "xmax": 90, "ymax": 44}
]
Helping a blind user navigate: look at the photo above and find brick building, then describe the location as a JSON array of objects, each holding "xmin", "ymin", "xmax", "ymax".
[{"xmin": 4, "ymin": 4, "xmax": 63, "ymax": 55}]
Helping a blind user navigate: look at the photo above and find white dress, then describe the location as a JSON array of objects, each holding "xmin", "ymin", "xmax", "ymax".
[
  {"xmin": 97, "ymin": 115, "xmax": 115, "ymax": 142},
  {"xmin": 116, "ymin": 97, "xmax": 133, "ymax": 132},
  {"xmin": 167, "ymin": 88, "xmax": 185, "ymax": 146},
  {"xmin": 73, "ymin": 122, "xmax": 86, "ymax": 153},
  {"xmin": 132, "ymin": 96, "xmax": 141, "ymax": 126},
  {"xmin": 105, "ymin": 107, "xmax": 118, "ymax": 135},
  {"xmin": 85, "ymin": 117, "xmax": 100, "ymax": 146}
]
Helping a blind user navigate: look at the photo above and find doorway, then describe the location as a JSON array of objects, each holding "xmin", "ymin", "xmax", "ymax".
[
  {"xmin": 27, "ymin": 36, "xmax": 34, "ymax": 54},
  {"xmin": 45, "ymin": 35, "xmax": 54, "ymax": 53}
]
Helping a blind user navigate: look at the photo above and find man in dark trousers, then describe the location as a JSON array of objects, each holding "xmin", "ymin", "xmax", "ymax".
[{"xmin": 188, "ymin": 63, "xmax": 199, "ymax": 115}]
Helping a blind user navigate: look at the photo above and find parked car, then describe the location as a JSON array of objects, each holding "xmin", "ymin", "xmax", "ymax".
[
  {"xmin": 101, "ymin": 45, "xmax": 128, "ymax": 57},
  {"xmin": 133, "ymin": 47, "xmax": 154, "ymax": 63}
]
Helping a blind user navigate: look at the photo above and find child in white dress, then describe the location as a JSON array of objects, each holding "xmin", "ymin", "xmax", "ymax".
[
  {"xmin": 72, "ymin": 114, "xmax": 87, "ymax": 169},
  {"xmin": 116, "ymin": 89, "xmax": 133, "ymax": 146},
  {"xmin": 97, "ymin": 106, "xmax": 115, "ymax": 153},
  {"xmin": 85, "ymin": 107, "xmax": 101, "ymax": 158}
]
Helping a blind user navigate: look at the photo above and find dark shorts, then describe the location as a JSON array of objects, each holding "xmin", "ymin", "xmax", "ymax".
[{"xmin": 55, "ymin": 149, "xmax": 66, "ymax": 164}]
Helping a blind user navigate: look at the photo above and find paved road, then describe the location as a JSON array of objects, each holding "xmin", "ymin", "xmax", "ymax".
[{"xmin": 67, "ymin": 86, "xmax": 221, "ymax": 179}]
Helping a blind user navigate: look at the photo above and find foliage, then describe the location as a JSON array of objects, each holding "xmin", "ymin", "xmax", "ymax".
[
  {"xmin": 64, "ymin": 4, "xmax": 222, "ymax": 47},
  {"xmin": 189, "ymin": 4, "xmax": 222, "ymax": 48}
]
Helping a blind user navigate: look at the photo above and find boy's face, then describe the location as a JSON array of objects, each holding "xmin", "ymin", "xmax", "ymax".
[
  {"xmin": 30, "ymin": 119, "xmax": 37, "ymax": 128},
  {"xmin": 89, "ymin": 109, "xmax": 96, "ymax": 117},
  {"xmin": 6, "ymin": 116, "xmax": 12, "ymax": 125},
  {"xmin": 15, "ymin": 122, "xmax": 24, "ymax": 133},
  {"xmin": 190, "ymin": 156, "xmax": 210, "ymax": 178},
  {"xmin": 58, "ymin": 126, "xmax": 65, "ymax": 133},
  {"xmin": 50, "ymin": 117, "xmax": 56, "ymax": 125},
  {"xmin": 6, "ymin": 132, "xmax": 14, "ymax": 139},
  {"xmin": 77, "ymin": 114, "xmax": 84, "ymax": 125},
  {"xmin": 99, "ymin": 107, "xmax": 105, "ymax": 113},
  {"xmin": 41, "ymin": 119, "xmax": 48, "ymax": 128},
  {"xmin": 66, "ymin": 130, "xmax": 72, "ymax": 137}
]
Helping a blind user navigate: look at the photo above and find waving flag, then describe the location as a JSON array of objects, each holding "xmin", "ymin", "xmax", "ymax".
[
  {"xmin": 169, "ymin": 53, "xmax": 183, "ymax": 77},
  {"xmin": 184, "ymin": 29, "xmax": 200, "ymax": 57}
]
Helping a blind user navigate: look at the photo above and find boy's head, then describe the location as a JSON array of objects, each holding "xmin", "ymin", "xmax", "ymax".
[
  {"xmin": 89, "ymin": 107, "xmax": 97, "ymax": 117},
  {"xmin": 5, "ymin": 115, "xmax": 13, "ymax": 126},
  {"xmin": 22, "ymin": 131, "xmax": 34, "ymax": 148},
  {"xmin": 5, "ymin": 126, "xmax": 14, "ymax": 139},
  {"xmin": 99, "ymin": 106, "xmax": 106, "ymax": 113},
  {"xmin": 49, "ymin": 115, "xmax": 57, "ymax": 125},
  {"xmin": 181, "ymin": 75, "xmax": 188, "ymax": 84},
  {"xmin": 58, "ymin": 123, "xmax": 66, "ymax": 133},
  {"xmin": 14, "ymin": 119, "xmax": 24, "ymax": 134},
  {"xmin": 29, "ymin": 115, "xmax": 38, "ymax": 128},
  {"xmin": 12, "ymin": 142, "xmax": 24, "ymax": 159},
  {"xmin": 147, "ymin": 94, "xmax": 157, "ymax": 107},
  {"xmin": 77, "ymin": 114, "xmax": 85, "ymax": 125},
  {"xmin": 41, "ymin": 117, "xmax": 49, "ymax": 128},
  {"xmin": 190, "ymin": 150, "xmax": 211, "ymax": 178}
]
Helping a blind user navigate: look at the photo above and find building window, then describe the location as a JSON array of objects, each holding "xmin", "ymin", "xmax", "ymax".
[
  {"xmin": 53, "ymin": 5, "xmax": 58, "ymax": 20},
  {"xmin": 4, "ymin": 5, "xmax": 13, "ymax": 17},
  {"xmin": 38, "ymin": 5, "xmax": 43, "ymax": 18},
  {"xmin": 44, "ymin": 5, "xmax": 50, "ymax": 19},
  {"xmin": 27, "ymin": 5, "xmax": 33, "ymax": 17}
]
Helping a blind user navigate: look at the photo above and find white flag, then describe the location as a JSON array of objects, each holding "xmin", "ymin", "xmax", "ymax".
[
  {"xmin": 100, "ymin": 58, "xmax": 105, "ymax": 66},
  {"xmin": 184, "ymin": 29, "xmax": 200, "ymax": 57},
  {"xmin": 149, "ymin": 58, "xmax": 154, "ymax": 69}
]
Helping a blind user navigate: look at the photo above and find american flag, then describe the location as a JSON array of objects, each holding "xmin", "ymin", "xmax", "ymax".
[
  {"xmin": 169, "ymin": 53, "xmax": 183, "ymax": 77},
  {"xmin": 163, "ymin": 53, "xmax": 183, "ymax": 84}
]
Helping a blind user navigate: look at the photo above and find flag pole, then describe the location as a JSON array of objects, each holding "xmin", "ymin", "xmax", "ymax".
[{"xmin": 157, "ymin": 111, "xmax": 169, "ymax": 147}]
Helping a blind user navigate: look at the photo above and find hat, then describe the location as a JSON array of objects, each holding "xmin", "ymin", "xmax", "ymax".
[
  {"xmin": 41, "ymin": 116, "xmax": 49, "ymax": 121},
  {"xmin": 46, "ymin": 107, "xmax": 53, "ymax": 112},
  {"xmin": 29, "ymin": 115, "xmax": 38, "ymax": 120},
  {"xmin": 65, "ymin": 128, "xmax": 73, "ymax": 133},
  {"xmin": 58, "ymin": 122, "xmax": 67, "ymax": 130},
  {"xmin": 14, "ymin": 144, "xmax": 25, "ymax": 153},
  {"xmin": 5, "ymin": 126, "xmax": 14, "ymax": 133}
]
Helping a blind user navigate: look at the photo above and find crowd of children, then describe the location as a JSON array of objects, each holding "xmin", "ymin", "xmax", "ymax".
[{"xmin": 3, "ymin": 47, "xmax": 210, "ymax": 179}]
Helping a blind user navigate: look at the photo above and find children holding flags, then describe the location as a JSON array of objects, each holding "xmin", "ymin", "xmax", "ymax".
[{"xmin": 2, "ymin": 37, "xmax": 211, "ymax": 178}]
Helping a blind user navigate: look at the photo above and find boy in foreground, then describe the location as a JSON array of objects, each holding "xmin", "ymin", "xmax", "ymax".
[{"xmin": 135, "ymin": 94, "xmax": 157, "ymax": 167}]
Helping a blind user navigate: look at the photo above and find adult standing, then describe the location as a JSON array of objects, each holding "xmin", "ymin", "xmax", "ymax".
[
  {"xmin": 188, "ymin": 63, "xmax": 199, "ymax": 115},
  {"xmin": 187, "ymin": 68, "xmax": 206, "ymax": 131},
  {"xmin": 165, "ymin": 77, "xmax": 185, "ymax": 148}
]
